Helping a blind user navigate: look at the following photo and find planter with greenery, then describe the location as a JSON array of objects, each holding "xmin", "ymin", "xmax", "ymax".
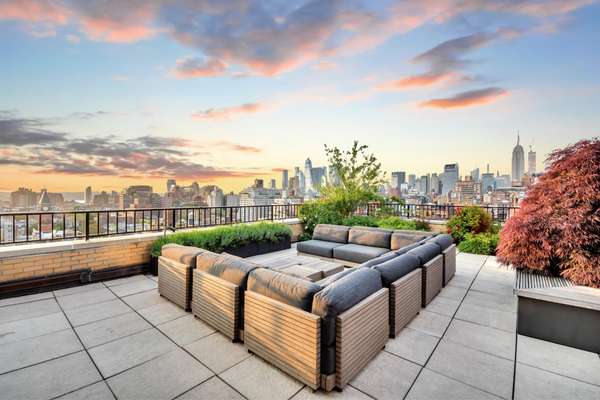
[
  {"xmin": 497, "ymin": 139, "xmax": 600, "ymax": 288},
  {"xmin": 458, "ymin": 233, "xmax": 499, "ymax": 255},
  {"xmin": 446, "ymin": 206, "xmax": 493, "ymax": 243},
  {"xmin": 150, "ymin": 222, "xmax": 292, "ymax": 264}
]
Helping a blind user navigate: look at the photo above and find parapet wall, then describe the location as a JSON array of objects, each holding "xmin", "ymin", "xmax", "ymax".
[{"xmin": 0, "ymin": 219, "xmax": 303, "ymax": 284}]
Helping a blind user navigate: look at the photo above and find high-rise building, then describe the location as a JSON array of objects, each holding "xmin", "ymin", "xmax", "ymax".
[
  {"xmin": 38, "ymin": 189, "xmax": 51, "ymax": 211},
  {"xmin": 85, "ymin": 186, "xmax": 92, "ymax": 205},
  {"xmin": 419, "ymin": 175, "xmax": 430, "ymax": 195},
  {"xmin": 441, "ymin": 163, "xmax": 459, "ymax": 195},
  {"xmin": 281, "ymin": 169, "xmax": 289, "ymax": 190},
  {"xmin": 528, "ymin": 146, "xmax": 536, "ymax": 176},
  {"xmin": 328, "ymin": 165, "xmax": 340, "ymax": 186},
  {"xmin": 430, "ymin": 173, "xmax": 440, "ymax": 195},
  {"xmin": 512, "ymin": 133, "xmax": 525, "ymax": 183},
  {"xmin": 391, "ymin": 171, "xmax": 406, "ymax": 188},
  {"xmin": 253, "ymin": 179, "xmax": 264, "ymax": 189},
  {"xmin": 481, "ymin": 164, "xmax": 495, "ymax": 193},
  {"xmin": 121, "ymin": 185, "xmax": 153, "ymax": 208},
  {"xmin": 167, "ymin": 179, "xmax": 176, "ymax": 193},
  {"xmin": 270, "ymin": 179, "xmax": 276, "ymax": 190},
  {"xmin": 92, "ymin": 191, "xmax": 110, "ymax": 207},
  {"xmin": 10, "ymin": 188, "xmax": 37, "ymax": 209},
  {"xmin": 304, "ymin": 158, "xmax": 313, "ymax": 191},
  {"xmin": 455, "ymin": 177, "xmax": 481, "ymax": 204},
  {"xmin": 408, "ymin": 174, "xmax": 416, "ymax": 188},
  {"xmin": 311, "ymin": 166, "xmax": 327, "ymax": 189},
  {"xmin": 208, "ymin": 188, "xmax": 224, "ymax": 207},
  {"xmin": 470, "ymin": 168, "xmax": 480, "ymax": 182},
  {"xmin": 225, "ymin": 192, "xmax": 240, "ymax": 207}
]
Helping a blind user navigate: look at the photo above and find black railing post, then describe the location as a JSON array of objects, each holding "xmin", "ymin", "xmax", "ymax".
[{"xmin": 85, "ymin": 212, "xmax": 90, "ymax": 241}]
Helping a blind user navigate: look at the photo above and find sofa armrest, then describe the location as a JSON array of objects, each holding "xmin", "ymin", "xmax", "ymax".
[
  {"xmin": 335, "ymin": 288, "xmax": 389, "ymax": 389},
  {"xmin": 443, "ymin": 244, "xmax": 457, "ymax": 286},
  {"xmin": 158, "ymin": 256, "xmax": 193, "ymax": 310},
  {"xmin": 244, "ymin": 291, "xmax": 321, "ymax": 389},
  {"xmin": 422, "ymin": 254, "xmax": 443, "ymax": 306},
  {"xmin": 191, "ymin": 270, "xmax": 240, "ymax": 340},
  {"xmin": 390, "ymin": 268, "xmax": 422, "ymax": 337}
]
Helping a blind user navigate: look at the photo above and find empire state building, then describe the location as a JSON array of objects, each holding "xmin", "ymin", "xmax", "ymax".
[{"xmin": 512, "ymin": 133, "xmax": 525, "ymax": 183}]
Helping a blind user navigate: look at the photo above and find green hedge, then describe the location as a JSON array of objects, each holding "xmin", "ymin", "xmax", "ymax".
[
  {"xmin": 376, "ymin": 216, "xmax": 431, "ymax": 231},
  {"xmin": 150, "ymin": 222, "xmax": 292, "ymax": 257},
  {"xmin": 457, "ymin": 233, "xmax": 499, "ymax": 255}
]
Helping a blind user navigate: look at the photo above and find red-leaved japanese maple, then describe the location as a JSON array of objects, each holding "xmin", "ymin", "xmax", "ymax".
[{"xmin": 496, "ymin": 138, "xmax": 600, "ymax": 287}]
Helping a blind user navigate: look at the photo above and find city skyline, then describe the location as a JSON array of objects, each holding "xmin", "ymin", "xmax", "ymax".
[{"xmin": 1, "ymin": 1, "xmax": 599, "ymax": 193}]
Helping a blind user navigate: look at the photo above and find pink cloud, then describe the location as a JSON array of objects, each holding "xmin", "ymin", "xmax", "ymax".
[
  {"xmin": 312, "ymin": 60, "xmax": 338, "ymax": 71},
  {"xmin": 377, "ymin": 73, "xmax": 454, "ymax": 90},
  {"xmin": 191, "ymin": 103, "xmax": 267, "ymax": 120},
  {"xmin": 419, "ymin": 87, "xmax": 508, "ymax": 109},
  {"xmin": 0, "ymin": 0, "xmax": 69, "ymax": 24}
]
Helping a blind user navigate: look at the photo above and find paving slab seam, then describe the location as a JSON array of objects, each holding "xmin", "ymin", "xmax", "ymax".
[
  {"xmin": 67, "ymin": 308, "xmax": 131, "ymax": 328},
  {"xmin": 402, "ymin": 255, "xmax": 489, "ymax": 400},
  {"xmin": 172, "ymin": 375, "xmax": 249, "ymax": 400},
  {"xmin": 0, "ymin": 322, "xmax": 72, "ymax": 346},
  {"xmin": 83, "ymin": 326, "xmax": 155, "ymax": 351},
  {"xmin": 47, "ymin": 379, "xmax": 108, "ymax": 400},
  {"xmin": 420, "ymin": 367, "xmax": 505, "ymax": 400},
  {"xmin": 103, "ymin": 284, "xmax": 248, "ymax": 400},
  {"xmin": 346, "ymin": 383, "xmax": 378, "ymax": 399},
  {"xmin": 0, "ymin": 296, "xmax": 53, "ymax": 309},
  {"xmin": 452, "ymin": 315, "xmax": 516, "ymax": 334},
  {"xmin": 515, "ymin": 361, "xmax": 600, "ymax": 388},
  {"xmin": 0, "ymin": 348, "xmax": 84, "ymax": 377},
  {"xmin": 51, "ymin": 291, "xmax": 119, "ymax": 400}
]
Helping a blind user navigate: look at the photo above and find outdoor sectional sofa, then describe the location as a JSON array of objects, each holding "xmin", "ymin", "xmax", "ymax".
[{"xmin": 156, "ymin": 226, "xmax": 456, "ymax": 391}]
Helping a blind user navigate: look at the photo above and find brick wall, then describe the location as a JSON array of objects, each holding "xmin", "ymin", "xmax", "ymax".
[
  {"xmin": 0, "ymin": 236, "xmax": 156, "ymax": 283},
  {"xmin": 0, "ymin": 220, "xmax": 304, "ymax": 283}
]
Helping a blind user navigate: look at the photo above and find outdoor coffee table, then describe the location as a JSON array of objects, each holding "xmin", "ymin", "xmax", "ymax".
[{"xmin": 259, "ymin": 254, "xmax": 344, "ymax": 282}]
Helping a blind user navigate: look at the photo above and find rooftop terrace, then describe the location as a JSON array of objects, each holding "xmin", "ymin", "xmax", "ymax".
[{"xmin": 1, "ymin": 246, "xmax": 598, "ymax": 400}]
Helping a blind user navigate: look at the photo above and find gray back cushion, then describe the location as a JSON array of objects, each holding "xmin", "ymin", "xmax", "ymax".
[
  {"xmin": 196, "ymin": 252, "xmax": 259, "ymax": 288},
  {"xmin": 348, "ymin": 227, "xmax": 391, "ymax": 248},
  {"xmin": 312, "ymin": 268, "xmax": 382, "ymax": 374},
  {"xmin": 359, "ymin": 250, "xmax": 399, "ymax": 268},
  {"xmin": 161, "ymin": 244, "xmax": 205, "ymax": 267},
  {"xmin": 247, "ymin": 268, "xmax": 322, "ymax": 311},
  {"xmin": 407, "ymin": 243, "xmax": 441, "ymax": 265},
  {"xmin": 313, "ymin": 224, "xmax": 350, "ymax": 244},
  {"xmin": 427, "ymin": 234, "xmax": 454, "ymax": 251},
  {"xmin": 315, "ymin": 268, "xmax": 356, "ymax": 287},
  {"xmin": 312, "ymin": 268, "xmax": 382, "ymax": 345},
  {"xmin": 394, "ymin": 241, "xmax": 424, "ymax": 256},
  {"xmin": 390, "ymin": 232, "xmax": 429, "ymax": 250},
  {"xmin": 373, "ymin": 254, "xmax": 420, "ymax": 287}
]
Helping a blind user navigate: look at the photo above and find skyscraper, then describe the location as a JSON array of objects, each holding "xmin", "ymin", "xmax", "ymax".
[
  {"xmin": 408, "ymin": 174, "xmax": 416, "ymax": 188},
  {"xmin": 391, "ymin": 171, "xmax": 406, "ymax": 188},
  {"xmin": 304, "ymin": 158, "xmax": 313, "ymax": 191},
  {"xmin": 528, "ymin": 146, "xmax": 536, "ymax": 176},
  {"xmin": 166, "ymin": 179, "xmax": 176, "ymax": 193},
  {"xmin": 441, "ymin": 163, "xmax": 459, "ymax": 195},
  {"xmin": 270, "ymin": 179, "xmax": 276, "ymax": 190},
  {"xmin": 84, "ymin": 186, "xmax": 92, "ymax": 205},
  {"xmin": 281, "ymin": 169, "xmax": 289, "ymax": 190},
  {"xmin": 470, "ymin": 168, "xmax": 480, "ymax": 182},
  {"xmin": 512, "ymin": 134, "xmax": 525, "ymax": 183}
]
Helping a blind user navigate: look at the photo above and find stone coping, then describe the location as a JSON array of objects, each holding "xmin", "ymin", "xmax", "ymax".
[{"xmin": 0, "ymin": 218, "xmax": 302, "ymax": 259}]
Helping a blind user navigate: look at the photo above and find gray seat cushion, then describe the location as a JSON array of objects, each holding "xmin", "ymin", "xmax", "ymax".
[
  {"xmin": 312, "ymin": 268, "xmax": 383, "ymax": 374},
  {"xmin": 196, "ymin": 252, "xmax": 259, "ymax": 288},
  {"xmin": 247, "ymin": 268, "xmax": 322, "ymax": 311},
  {"xmin": 333, "ymin": 244, "xmax": 389, "ymax": 264},
  {"xmin": 348, "ymin": 227, "xmax": 391, "ymax": 248},
  {"xmin": 394, "ymin": 241, "xmax": 424, "ymax": 256},
  {"xmin": 313, "ymin": 224, "xmax": 350, "ymax": 244},
  {"xmin": 315, "ymin": 268, "xmax": 356, "ymax": 287},
  {"xmin": 427, "ymin": 234, "xmax": 454, "ymax": 252},
  {"xmin": 372, "ymin": 254, "xmax": 420, "ymax": 287},
  {"xmin": 161, "ymin": 244, "xmax": 205, "ymax": 267},
  {"xmin": 358, "ymin": 250, "xmax": 399, "ymax": 268},
  {"xmin": 297, "ymin": 239, "xmax": 345, "ymax": 258},
  {"xmin": 407, "ymin": 243, "xmax": 441, "ymax": 265},
  {"xmin": 390, "ymin": 232, "xmax": 430, "ymax": 250}
]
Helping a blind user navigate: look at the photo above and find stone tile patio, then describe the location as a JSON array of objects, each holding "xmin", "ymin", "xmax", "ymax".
[{"xmin": 1, "ymin": 249, "xmax": 599, "ymax": 399}]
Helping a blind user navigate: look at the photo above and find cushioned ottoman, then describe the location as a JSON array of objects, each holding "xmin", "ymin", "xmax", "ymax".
[
  {"xmin": 158, "ymin": 244, "xmax": 205, "ymax": 310},
  {"xmin": 333, "ymin": 243, "xmax": 389, "ymax": 264}
]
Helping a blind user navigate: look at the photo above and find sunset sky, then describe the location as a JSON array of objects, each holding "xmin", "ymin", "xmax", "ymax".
[{"xmin": 1, "ymin": 0, "xmax": 599, "ymax": 193}]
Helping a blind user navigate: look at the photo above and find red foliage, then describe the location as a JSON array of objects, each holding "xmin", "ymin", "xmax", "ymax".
[{"xmin": 496, "ymin": 138, "xmax": 600, "ymax": 287}]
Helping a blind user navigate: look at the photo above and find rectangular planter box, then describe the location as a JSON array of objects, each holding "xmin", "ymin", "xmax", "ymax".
[{"xmin": 225, "ymin": 236, "xmax": 291, "ymax": 258}]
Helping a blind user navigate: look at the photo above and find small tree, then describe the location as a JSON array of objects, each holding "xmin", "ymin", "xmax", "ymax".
[
  {"xmin": 320, "ymin": 141, "xmax": 385, "ymax": 217},
  {"xmin": 446, "ymin": 206, "xmax": 493, "ymax": 243},
  {"xmin": 496, "ymin": 138, "xmax": 600, "ymax": 287}
]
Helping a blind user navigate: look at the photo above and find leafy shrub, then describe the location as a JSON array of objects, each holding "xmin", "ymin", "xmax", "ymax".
[
  {"xmin": 497, "ymin": 139, "xmax": 600, "ymax": 287},
  {"xmin": 414, "ymin": 219, "xmax": 432, "ymax": 231},
  {"xmin": 376, "ymin": 216, "xmax": 414, "ymax": 230},
  {"xmin": 151, "ymin": 222, "xmax": 292, "ymax": 257},
  {"xmin": 446, "ymin": 206, "xmax": 493, "ymax": 242},
  {"xmin": 298, "ymin": 200, "xmax": 344, "ymax": 237},
  {"xmin": 458, "ymin": 233, "xmax": 499, "ymax": 255},
  {"xmin": 342, "ymin": 215, "xmax": 379, "ymax": 227}
]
